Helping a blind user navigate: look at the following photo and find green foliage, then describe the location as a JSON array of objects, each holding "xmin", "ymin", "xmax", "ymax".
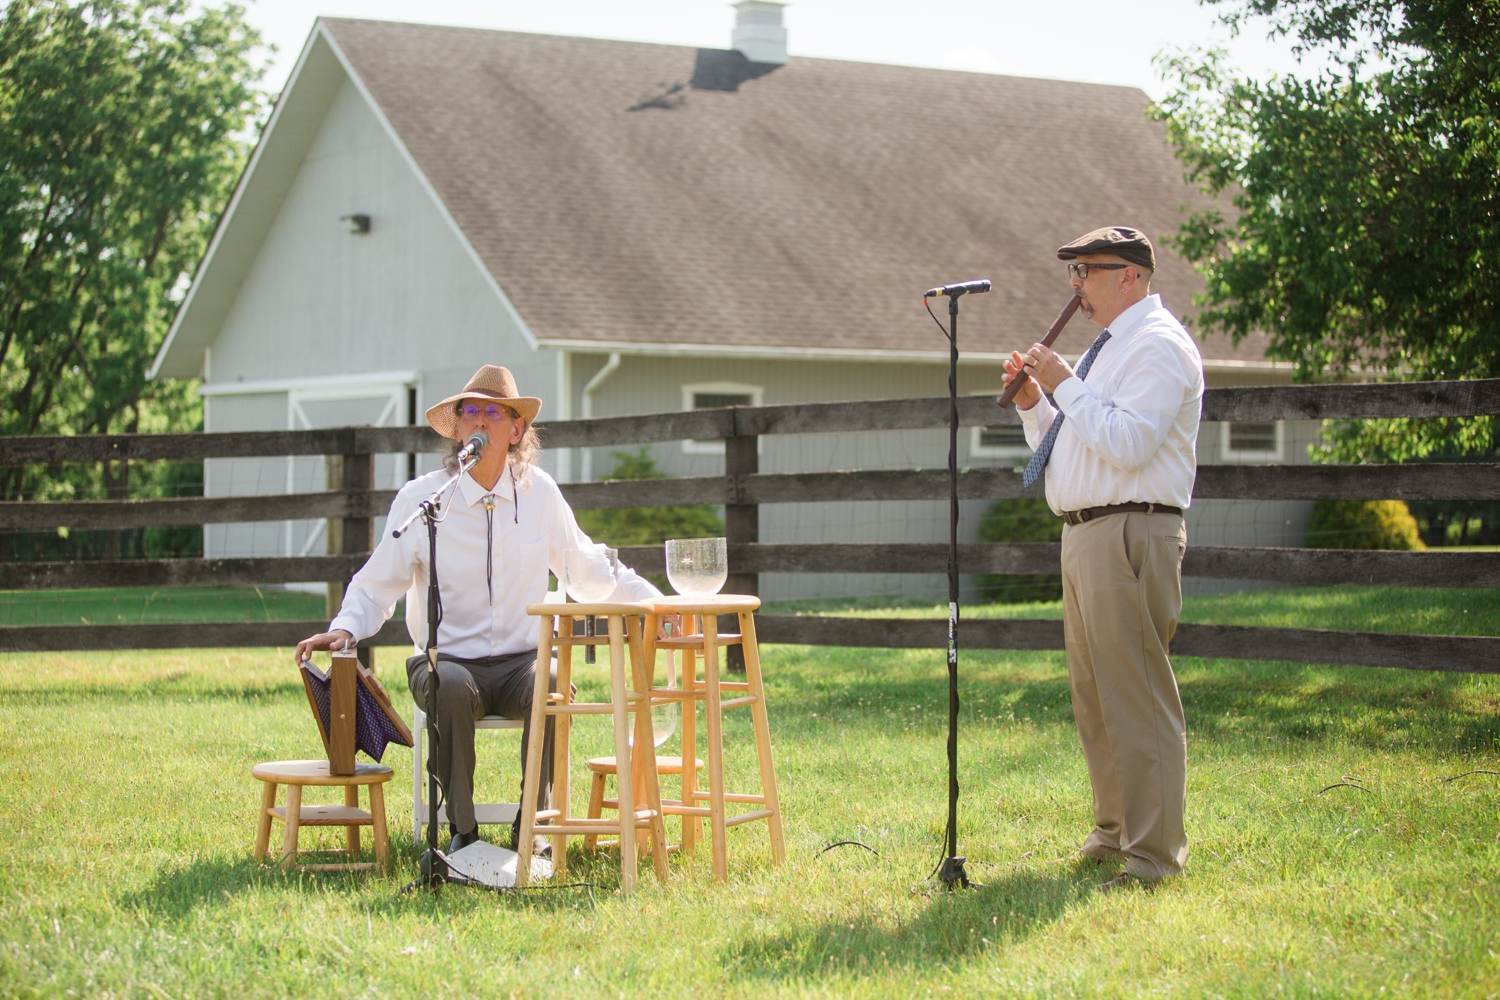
[
  {"xmin": 1154, "ymin": 1, "xmax": 1500, "ymax": 459},
  {"xmin": 574, "ymin": 446, "xmax": 725, "ymax": 547},
  {"xmin": 1305, "ymin": 498, "xmax": 1426, "ymax": 550},
  {"xmin": 1409, "ymin": 499, "xmax": 1500, "ymax": 546},
  {"xmin": 975, "ymin": 497, "xmax": 1064, "ymax": 603},
  {"xmin": 0, "ymin": 0, "xmax": 267, "ymax": 523}
]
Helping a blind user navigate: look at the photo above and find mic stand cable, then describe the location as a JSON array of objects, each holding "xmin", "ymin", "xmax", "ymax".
[
  {"xmin": 391, "ymin": 455, "xmax": 478, "ymax": 890},
  {"xmin": 925, "ymin": 293, "xmax": 974, "ymax": 891}
]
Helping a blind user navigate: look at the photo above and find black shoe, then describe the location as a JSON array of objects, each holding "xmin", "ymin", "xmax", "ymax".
[{"xmin": 448, "ymin": 828, "xmax": 479, "ymax": 853}]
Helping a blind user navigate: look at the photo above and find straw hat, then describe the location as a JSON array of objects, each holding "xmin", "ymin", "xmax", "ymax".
[{"xmin": 424, "ymin": 365, "xmax": 542, "ymax": 441}]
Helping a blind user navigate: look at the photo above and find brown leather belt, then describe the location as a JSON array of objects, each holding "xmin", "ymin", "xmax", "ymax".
[{"xmin": 1062, "ymin": 502, "xmax": 1182, "ymax": 526}]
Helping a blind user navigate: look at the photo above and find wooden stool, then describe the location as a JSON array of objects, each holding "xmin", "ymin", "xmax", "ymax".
[
  {"xmin": 644, "ymin": 595, "xmax": 785, "ymax": 881},
  {"xmin": 584, "ymin": 754, "xmax": 704, "ymax": 850},
  {"xmin": 252, "ymin": 759, "xmax": 392, "ymax": 872},
  {"xmin": 516, "ymin": 603, "xmax": 669, "ymax": 892}
]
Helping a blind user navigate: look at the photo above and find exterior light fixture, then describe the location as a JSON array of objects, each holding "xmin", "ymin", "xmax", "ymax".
[{"xmin": 341, "ymin": 213, "xmax": 371, "ymax": 234}]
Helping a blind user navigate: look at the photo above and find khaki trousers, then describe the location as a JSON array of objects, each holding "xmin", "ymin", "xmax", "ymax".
[{"xmin": 1060, "ymin": 510, "xmax": 1189, "ymax": 880}]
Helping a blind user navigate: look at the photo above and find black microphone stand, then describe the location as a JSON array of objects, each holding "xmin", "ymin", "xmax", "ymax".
[
  {"xmin": 392, "ymin": 458, "xmax": 477, "ymax": 889},
  {"xmin": 937, "ymin": 291, "xmax": 973, "ymax": 890}
]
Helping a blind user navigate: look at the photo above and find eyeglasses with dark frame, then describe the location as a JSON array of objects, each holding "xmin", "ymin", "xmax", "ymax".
[
  {"xmin": 457, "ymin": 402, "xmax": 513, "ymax": 421},
  {"xmin": 1067, "ymin": 262, "xmax": 1131, "ymax": 280}
]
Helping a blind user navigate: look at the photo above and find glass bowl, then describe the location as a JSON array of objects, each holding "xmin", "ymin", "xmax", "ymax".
[{"xmin": 664, "ymin": 537, "xmax": 728, "ymax": 597}]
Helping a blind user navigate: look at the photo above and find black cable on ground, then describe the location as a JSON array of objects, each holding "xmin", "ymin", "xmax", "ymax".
[{"xmin": 817, "ymin": 840, "xmax": 879, "ymax": 857}]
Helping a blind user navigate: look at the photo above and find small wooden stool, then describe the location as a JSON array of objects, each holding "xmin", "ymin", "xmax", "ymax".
[
  {"xmin": 516, "ymin": 603, "xmax": 669, "ymax": 892},
  {"xmin": 644, "ymin": 595, "xmax": 785, "ymax": 881},
  {"xmin": 252, "ymin": 759, "xmax": 392, "ymax": 872},
  {"xmin": 584, "ymin": 754, "xmax": 704, "ymax": 850}
]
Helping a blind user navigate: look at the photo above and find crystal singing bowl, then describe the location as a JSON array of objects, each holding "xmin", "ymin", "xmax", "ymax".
[
  {"xmin": 562, "ymin": 547, "xmax": 616, "ymax": 603},
  {"xmin": 664, "ymin": 537, "xmax": 727, "ymax": 597}
]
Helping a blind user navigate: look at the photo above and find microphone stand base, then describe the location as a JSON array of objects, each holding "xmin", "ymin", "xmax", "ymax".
[
  {"xmin": 938, "ymin": 855, "xmax": 974, "ymax": 890},
  {"xmin": 418, "ymin": 848, "xmax": 450, "ymax": 887}
]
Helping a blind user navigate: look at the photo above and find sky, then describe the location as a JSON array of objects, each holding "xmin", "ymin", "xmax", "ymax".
[{"xmin": 240, "ymin": 0, "xmax": 1318, "ymax": 100}]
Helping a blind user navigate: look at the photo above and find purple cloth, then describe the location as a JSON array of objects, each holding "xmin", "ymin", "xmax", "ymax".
[{"xmin": 302, "ymin": 664, "xmax": 412, "ymax": 763}]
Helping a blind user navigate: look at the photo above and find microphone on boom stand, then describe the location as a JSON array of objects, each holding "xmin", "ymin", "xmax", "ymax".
[
  {"xmin": 385, "ymin": 429, "xmax": 490, "ymax": 889},
  {"xmin": 455, "ymin": 430, "xmax": 489, "ymax": 465},
  {"xmin": 391, "ymin": 432, "xmax": 488, "ymax": 539}
]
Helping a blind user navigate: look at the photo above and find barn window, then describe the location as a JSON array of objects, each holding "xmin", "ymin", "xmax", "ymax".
[
  {"xmin": 1221, "ymin": 420, "xmax": 1284, "ymax": 462},
  {"xmin": 681, "ymin": 381, "xmax": 763, "ymax": 455}
]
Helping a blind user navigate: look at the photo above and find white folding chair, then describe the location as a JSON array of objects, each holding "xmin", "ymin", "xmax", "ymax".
[{"xmin": 411, "ymin": 706, "xmax": 523, "ymax": 844}]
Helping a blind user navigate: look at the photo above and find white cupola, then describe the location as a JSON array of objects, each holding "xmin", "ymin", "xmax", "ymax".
[{"xmin": 731, "ymin": 1, "xmax": 788, "ymax": 65}]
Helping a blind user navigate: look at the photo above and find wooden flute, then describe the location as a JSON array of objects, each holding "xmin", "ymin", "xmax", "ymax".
[{"xmin": 995, "ymin": 294, "xmax": 1082, "ymax": 409}]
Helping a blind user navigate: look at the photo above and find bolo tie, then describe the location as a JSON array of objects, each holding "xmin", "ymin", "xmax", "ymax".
[{"xmin": 481, "ymin": 466, "xmax": 520, "ymax": 606}]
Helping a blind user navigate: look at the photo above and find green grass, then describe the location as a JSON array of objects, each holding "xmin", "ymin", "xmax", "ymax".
[
  {"xmin": 10, "ymin": 583, "xmax": 1500, "ymax": 637},
  {"xmin": 0, "ymin": 586, "xmax": 331, "ymax": 626},
  {"xmin": 1, "ymin": 589, "xmax": 1498, "ymax": 997},
  {"xmin": 767, "ymin": 585, "xmax": 1500, "ymax": 636}
]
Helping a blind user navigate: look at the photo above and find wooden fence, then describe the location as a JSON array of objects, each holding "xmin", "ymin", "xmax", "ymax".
[{"xmin": 2, "ymin": 379, "xmax": 1499, "ymax": 674}]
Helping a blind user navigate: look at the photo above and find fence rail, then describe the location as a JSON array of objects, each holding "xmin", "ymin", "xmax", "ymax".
[
  {"xmin": 7, "ymin": 544, "xmax": 1496, "ymax": 591},
  {"xmin": 5, "ymin": 463, "xmax": 1499, "ymax": 531},
  {"xmin": 1, "ymin": 616, "xmax": 1494, "ymax": 676},
  {"xmin": 3, "ymin": 379, "xmax": 1498, "ymax": 672},
  {"xmin": 4, "ymin": 378, "xmax": 1499, "ymax": 466}
]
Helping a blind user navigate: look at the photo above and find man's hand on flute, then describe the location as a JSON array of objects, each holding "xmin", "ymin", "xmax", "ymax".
[
  {"xmin": 1019, "ymin": 343, "xmax": 1078, "ymax": 396},
  {"xmin": 1003, "ymin": 341, "xmax": 1078, "ymax": 410},
  {"xmin": 294, "ymin": 629, "xmax": 354, "ymax": 665}
]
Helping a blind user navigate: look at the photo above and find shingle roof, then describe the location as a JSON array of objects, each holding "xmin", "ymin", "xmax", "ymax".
[{"xmin": 323, "ymin": 18, "xmax": 1267, "ymax": 363}]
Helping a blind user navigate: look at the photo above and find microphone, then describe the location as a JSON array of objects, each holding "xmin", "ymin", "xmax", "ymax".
[
  {"xmin": 456, "ymin": 430, "xmax": 489, "ymax": 464},
  {"xmin": 924, "ymin": 279, "xmax": 992, "ymax": 298}
]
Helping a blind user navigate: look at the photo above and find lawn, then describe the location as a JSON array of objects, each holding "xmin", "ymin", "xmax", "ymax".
[{"xmin": 1, "ymin": 587, "xmax": 1497, "ymax": 998}]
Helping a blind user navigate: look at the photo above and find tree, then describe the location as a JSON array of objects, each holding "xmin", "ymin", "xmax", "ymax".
[
  {"xmin": 0, "ymin": 0, "xmax": 265, "ymax": 518},
  {"xmin": 1304, "ymin": 498, "xmax": 1426, "ymax": 549},
  {"xmin": 574, "ymin": 446, "xmax": 725, "ymax": 545},
  {"xmin": 1154, "ymin": 1, "xmax": 1500, "ymax": 462}
]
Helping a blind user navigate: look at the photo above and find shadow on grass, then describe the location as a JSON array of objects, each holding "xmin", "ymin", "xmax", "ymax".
[
  {"xmin": 117, "ymin": 843, "xmax": 606, "ymax": 923},
  {"xmin": 767, "ymin": 649, "xmax": 1500, "ymax": 755},
  {"xmin": 723, "ymin": 861, "xmax": 1102, "ymax": 980}
]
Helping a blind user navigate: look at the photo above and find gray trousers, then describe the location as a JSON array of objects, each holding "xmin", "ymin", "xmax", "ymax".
[{"xmin": 406, "ymin": 650, "xmax": 556, "ymax": 842}]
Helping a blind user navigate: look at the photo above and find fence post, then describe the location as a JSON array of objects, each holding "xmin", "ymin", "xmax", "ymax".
[
  {"xmin": 341, "ymin": 451, "xmax": 376, "ymax": 671},
  {"xmin": 725, "ymin": 429, "xmax": 758, "ymax": 674}
]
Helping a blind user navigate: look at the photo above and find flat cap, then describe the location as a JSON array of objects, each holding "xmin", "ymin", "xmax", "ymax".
[{"xmin": 1056, "ymin": 226, "xmax": 1156, "ymax": 271}]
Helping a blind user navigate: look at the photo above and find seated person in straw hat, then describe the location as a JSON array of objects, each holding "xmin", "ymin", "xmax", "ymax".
[{"xmin": 295, "ymin": 364, "xmax": 662, "ymax": 854}]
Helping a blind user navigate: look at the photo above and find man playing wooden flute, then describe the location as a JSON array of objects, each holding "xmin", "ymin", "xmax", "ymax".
[
  {"xmin": 1002, "ymin": 227, "xmax": 1204, "ymax": 888},
  {"xmin": 295, "ymin": 364, "xmax": 661, "ymax": 855}
]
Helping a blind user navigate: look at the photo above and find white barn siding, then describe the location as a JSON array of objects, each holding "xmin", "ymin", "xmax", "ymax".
[
  {"xmin": 202, "ymin": 76, "xmax": 560, "ymax": 569},
  {"xmin": 565, "ymin": 352, "xmax": 1323, "ymax": 602}
]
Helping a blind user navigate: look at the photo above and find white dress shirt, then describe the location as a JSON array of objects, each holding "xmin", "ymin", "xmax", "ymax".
[
  {"xmin": 330, "ymin": 463, "xmax": 661, "ymax": 658},
  {"xmin": 1017, "ymin": 293, "xmax": 1204, "ymax": 515}
]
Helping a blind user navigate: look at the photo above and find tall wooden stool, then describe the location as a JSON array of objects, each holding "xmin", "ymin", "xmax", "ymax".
[
  {"xmin": 583, "ymin": 754, "xmax": 704, "ymax": 850},
  {"xmin": 515, "ymin": 603, "xmax": 669, "ymax": 892},
  {"xmin": 643, "ymin": 595, "xmax": 785, "ymax": 881},
  {"xmin": 252, "ymin": 759, "xmax": 392, "ymax": 872}
]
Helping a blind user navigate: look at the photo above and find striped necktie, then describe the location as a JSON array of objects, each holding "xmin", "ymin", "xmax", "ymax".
[{"xmin": 1021, "ymin": 329, "xmax": 1113, "ymax": 489}]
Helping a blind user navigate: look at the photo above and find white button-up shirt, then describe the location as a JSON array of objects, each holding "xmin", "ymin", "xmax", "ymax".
[
  {"xmin": 1017, "ymin": 293, "xmax": 1204, "ymax": 515},
  {"xmin": 330, "ymin": 463, "xmax": 661, "ymax": 658}
]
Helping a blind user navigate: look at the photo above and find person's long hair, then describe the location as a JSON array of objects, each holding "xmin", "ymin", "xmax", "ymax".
[{"xmin": 441, "ymin": 403, "xmax": 541, "ymax": 477}]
